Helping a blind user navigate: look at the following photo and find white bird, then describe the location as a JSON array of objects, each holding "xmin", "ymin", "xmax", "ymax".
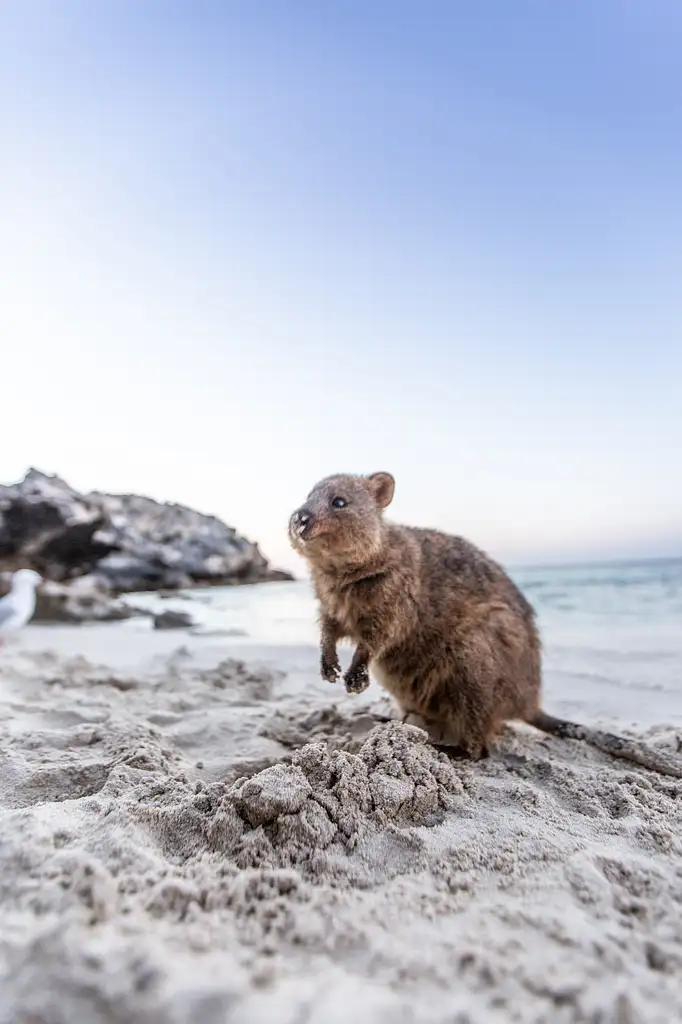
[{"xmin": 0, "ymin": 569, "xmax": 42, "ymax": 646}]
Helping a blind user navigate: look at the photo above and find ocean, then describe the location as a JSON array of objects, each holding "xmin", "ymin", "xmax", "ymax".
[{"xmin": 129, "ymin": 557, "xmax": 682, "ymax": 728}]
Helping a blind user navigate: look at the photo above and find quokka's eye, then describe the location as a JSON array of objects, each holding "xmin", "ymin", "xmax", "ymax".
[{"xmin": 331, "ymin": 497, "xmax": 347, "ymax": 509}]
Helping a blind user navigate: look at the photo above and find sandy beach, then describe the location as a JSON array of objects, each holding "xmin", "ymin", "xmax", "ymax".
[
  {"xmin": 4, "ymin": 0, "xmax": 681, "ymax": 1017},
  {"xmin": 0, "ymin": 619, "xmax": 681, "ymax": 1024}
]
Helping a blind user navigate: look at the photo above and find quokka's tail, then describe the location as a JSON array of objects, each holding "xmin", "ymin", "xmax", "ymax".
[{"xmin": 530, "ymin": 710, "xmax": 682, "ymax": 780}]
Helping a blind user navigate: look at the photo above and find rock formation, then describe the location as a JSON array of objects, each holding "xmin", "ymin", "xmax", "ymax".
[
  {"xmin": 152, "ymin": 609, "xmax": 195, "ymax": 631},
  {"xmin": 0, "ymin": 470, "xmax": 292, "ymax": 600},
  {"xmin": 33, "ymin": 575, "xmax": 143, "ymax": 624}
]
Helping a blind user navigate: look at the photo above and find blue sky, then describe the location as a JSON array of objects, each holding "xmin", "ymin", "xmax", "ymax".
[{"xmin": 1, "ymin": 1, "xmax": 681, "ymax": 572}]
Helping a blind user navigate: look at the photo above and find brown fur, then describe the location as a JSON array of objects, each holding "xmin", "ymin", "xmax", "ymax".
[{"xmin": 288, "ymin": 472, "xmax": 682, "ymax": 778}]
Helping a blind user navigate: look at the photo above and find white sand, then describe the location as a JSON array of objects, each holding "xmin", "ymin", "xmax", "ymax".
[{"xmin": 1, "ymin": 624, "xmax": 681, "ymax": 1023}]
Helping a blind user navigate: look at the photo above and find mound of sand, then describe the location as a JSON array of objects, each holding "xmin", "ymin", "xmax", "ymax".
[{"xmin": 1, "ymin": 637, "xmax": 682, "ymax": 1023}]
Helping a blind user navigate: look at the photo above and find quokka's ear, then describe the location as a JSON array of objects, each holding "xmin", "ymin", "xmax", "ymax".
[{"xmin": 367, "ymin": 472, "xmax": 395, "ymax": 509}]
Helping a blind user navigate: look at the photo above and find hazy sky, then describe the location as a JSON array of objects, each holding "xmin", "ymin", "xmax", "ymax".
[{"xmin": 1, "ymin": 1, "xmax": 681, "ymax": 574}]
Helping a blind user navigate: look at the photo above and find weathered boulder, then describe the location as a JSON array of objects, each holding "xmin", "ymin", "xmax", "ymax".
[
  {"xmin": 34, "ymin": 575, "xmax": 142, "ymax": 624},
  {"xmin": 153, "ymin": 610, "xmax": 195, "ymax": 631},
  {"xmin": 0, "ymin": 471, "xmax": 112, "ymax": 575},
  {"xmin": 0, "ymin": 469, "xmax": 292, "ymax": 594}
]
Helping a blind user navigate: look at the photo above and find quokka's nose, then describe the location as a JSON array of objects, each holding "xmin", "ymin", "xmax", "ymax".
[{"xmin": 293, "ymin": 508, "xmax": 312, "ymax": 526}]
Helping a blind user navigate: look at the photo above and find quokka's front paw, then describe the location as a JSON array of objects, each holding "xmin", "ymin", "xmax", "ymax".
[
  {"xmin": 321, "ymin": 655, "xmax": 342, "ymax": 683},
  {"xmin": 344, "ymin": 663, "xmax": 370, "ymax": 694}
]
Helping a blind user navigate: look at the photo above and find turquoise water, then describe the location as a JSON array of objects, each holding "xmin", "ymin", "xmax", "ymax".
[
  {"xmin": 130, "ymin": 558, "xmax": 682, "ymax": 726},
  {"xmin": 512, "ymin": 559, "xmax": 682, "ymax": 724}
]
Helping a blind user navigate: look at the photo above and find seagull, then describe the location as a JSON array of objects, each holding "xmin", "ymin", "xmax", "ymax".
[{"xmin": 0, "ymin": 569, "xmax": 42, "ymax": 646}]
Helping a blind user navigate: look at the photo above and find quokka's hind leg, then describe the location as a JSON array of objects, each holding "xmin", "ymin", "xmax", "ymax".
[{"xmin": 422, "ymin": 714, "xmax": 495, "ymax": 760}]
